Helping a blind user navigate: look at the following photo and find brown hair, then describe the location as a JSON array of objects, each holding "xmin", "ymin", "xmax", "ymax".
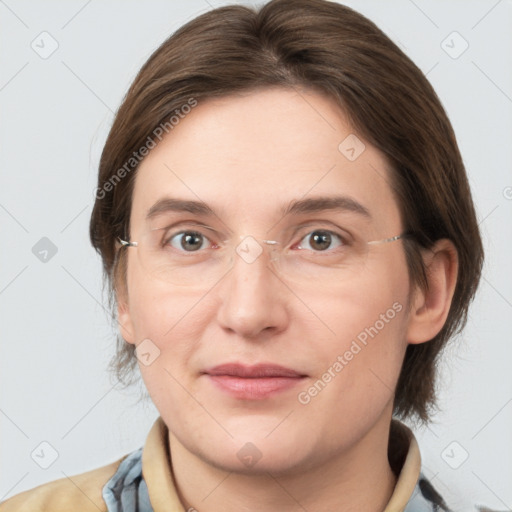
[{"xmin": 89, "ymin": 0, "xmax": 483, "ymax": 423}]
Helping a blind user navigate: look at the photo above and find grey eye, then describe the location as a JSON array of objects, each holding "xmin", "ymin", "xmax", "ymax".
[{"xmin": 168, "ymin": 231, "xmax": 210, "ymax": 252}]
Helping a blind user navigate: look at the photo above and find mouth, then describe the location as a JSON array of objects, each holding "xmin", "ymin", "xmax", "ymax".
[{"xmin": 201, "ymin": 363, "xmax": 308, "ymax": 400}]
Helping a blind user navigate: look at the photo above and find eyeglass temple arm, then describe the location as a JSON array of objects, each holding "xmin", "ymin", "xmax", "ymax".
[
  {"xmin": 117, "ymin": 237, "xmax": 138, "ymax": 247},
  {"xmin": 367, "ymin": 234, "xmax": 403, "ymax": 246}
]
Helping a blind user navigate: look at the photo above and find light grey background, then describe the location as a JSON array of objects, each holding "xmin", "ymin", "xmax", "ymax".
[{"xmin": 1, "ymin": 1, "xmax": 511, "ymax": 510}]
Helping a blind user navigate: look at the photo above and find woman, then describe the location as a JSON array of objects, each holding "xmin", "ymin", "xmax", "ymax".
[{"xmin": 0, "ymin": 0, "xmax": 485, "ymax": 510}]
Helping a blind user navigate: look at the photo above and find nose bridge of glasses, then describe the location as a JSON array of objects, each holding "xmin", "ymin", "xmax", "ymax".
[{"xmin": 230, "ymin": 235, "xmax": 280, "ymax": 267}]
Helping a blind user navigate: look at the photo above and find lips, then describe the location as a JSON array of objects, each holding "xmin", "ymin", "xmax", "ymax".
[
  {"xmin": 204, "ymin": 363, "xmax": 305, "ymax": 378},
  {"xmin": 202, "ymin": 363, "xmax": 307, "ymax": 400}
]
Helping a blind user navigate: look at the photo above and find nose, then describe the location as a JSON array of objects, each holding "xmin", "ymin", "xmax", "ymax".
[{"xmin": 215, "ymin": 237, "xmax": 288, "ymax": 339}]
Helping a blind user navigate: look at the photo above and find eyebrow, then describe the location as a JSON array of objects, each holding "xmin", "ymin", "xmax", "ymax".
[
  {"xmin": 145, "ymin": 195, "xmax": 371, "ymax": 221},
  {"xmin": 282, "ymin": 195, "xmax": 371, "ymax": 219}
]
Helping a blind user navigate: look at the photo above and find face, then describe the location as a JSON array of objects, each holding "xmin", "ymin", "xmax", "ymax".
[{"xmin": 118, "ymin": 87, "xmax": 413, "ymax": 475}]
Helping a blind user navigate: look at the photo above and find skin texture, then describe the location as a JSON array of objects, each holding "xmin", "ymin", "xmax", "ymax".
[{"xmin": 117, "ymin": 87, "xmax": 458, "ymax": 512}]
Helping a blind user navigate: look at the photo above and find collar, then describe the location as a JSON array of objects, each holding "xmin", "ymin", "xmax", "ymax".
[{"xmin": 141, "ymin": 416, "xmax": 421, "ymax": 512}]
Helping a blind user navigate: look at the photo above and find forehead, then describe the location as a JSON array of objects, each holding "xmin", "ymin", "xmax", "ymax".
[{"xmin": 130, "ymin": 87, "xmax": 401, "ymax": 233}]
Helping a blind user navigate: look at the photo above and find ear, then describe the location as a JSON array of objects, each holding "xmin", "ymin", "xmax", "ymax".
[
  {"xmin": 116, "ymin": 282, "xmax": 136, "ymax": 346},
  {"xmin": 406, "ymin": 239, "xmax": 458, "ymax": 345}
]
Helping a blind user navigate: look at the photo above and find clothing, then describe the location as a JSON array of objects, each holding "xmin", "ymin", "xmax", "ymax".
[{"xmin": 0, "ymin": 417, "xmax": 450, "ymax": 512}]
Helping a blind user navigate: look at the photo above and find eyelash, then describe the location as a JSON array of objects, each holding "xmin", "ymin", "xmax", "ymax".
[{"xmin": 160, "ymin": 224, "xmax": 350, "ymax": 254}]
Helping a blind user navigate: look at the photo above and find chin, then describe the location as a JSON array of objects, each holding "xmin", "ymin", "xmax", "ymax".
[
  {"xmin": 205, "ymin": 445, "xmax": 308, "ymax": 477},
  {"xmin": 193, "ymin": 425, "xmax": 313, "ymax": 476}
]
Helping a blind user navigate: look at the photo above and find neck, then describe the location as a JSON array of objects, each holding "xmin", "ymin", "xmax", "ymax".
[{"xmin": 168, "ymin": 413, "xmax": 399, "ymax": 512}]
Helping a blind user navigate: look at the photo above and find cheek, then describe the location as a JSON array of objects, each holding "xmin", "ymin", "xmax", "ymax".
[
  {"xmin": 316, "ymin": 250, "xmax": 408, "ymax": 340},
  {"xmin": 127, "ymin": 255, "xmax": 191, "ymax": 334},
  {"xmin": 125, "ymin": 260, "xmax": 209, "ymax": 374},
  {"xmin": 303, "ymin": 252, "xmax": 410, "ymax": 406},
  {"xmin": 314, "ymin": 287, "xmax": 408, "ymax": 382},
  {"xmin": 293, "ymin": 293, "xmax": 408, "ymax": 447},
  {"xmin": 125, "ymin": 276, "xmax": 209, "ymax": 419}
]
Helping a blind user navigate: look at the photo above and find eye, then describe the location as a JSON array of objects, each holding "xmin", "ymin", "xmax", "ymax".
[
  {"xmin": 295, "ymin": 230, "xmax": 345, "ymax": 252},
  {"xmin": 166, "ymin": 230, "xmax": 213, "ymax": 252}
]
